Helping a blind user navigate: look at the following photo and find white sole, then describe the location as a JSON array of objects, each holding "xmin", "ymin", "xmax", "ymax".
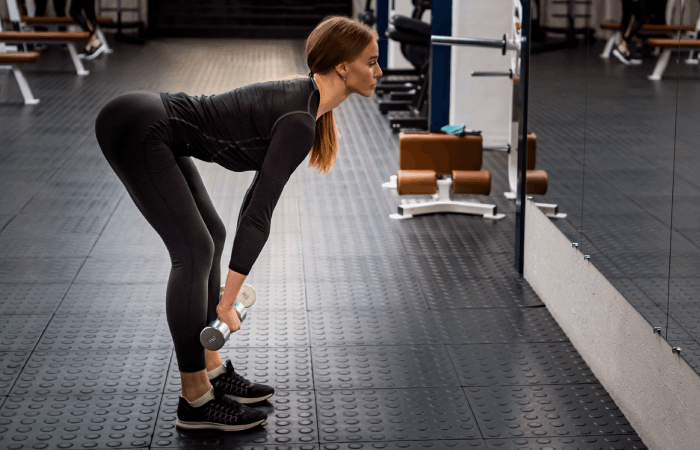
[
  {"xmin": 176, "ymin": 418, "xmax": 265, "ymax": 431},
  {"xmin": 612, "ymin": 49, "xmax": 631, "ymax": 65},
  {"xmin": 227, "ymin": 392, "xmax": 273, "ymax": 404}
]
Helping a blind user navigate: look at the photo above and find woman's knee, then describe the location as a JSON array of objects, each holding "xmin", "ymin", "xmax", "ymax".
[{"xmin": 209, "ymin": 219, "xmax": 227, "ymax": 255}]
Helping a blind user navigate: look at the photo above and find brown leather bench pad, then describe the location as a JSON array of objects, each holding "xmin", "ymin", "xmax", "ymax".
[{"xmin": 0, "ymin": 51, "xmax": 40, "ymax": 63}]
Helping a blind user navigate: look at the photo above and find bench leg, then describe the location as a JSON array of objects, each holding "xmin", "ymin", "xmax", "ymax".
[
  {"xmin": 648, "ymin": 48, "xmax": 671, "ymax": 80},
  {"xmin": 11, "ymin": 64, "xmax": 39, "ymax": 105},
  {"xmin": 66, "ymin": 42, "xmax": 90, "ymax": 76},
  {"xmin": 600, "ymin": 33, "xmax": 618, "ymax": 58},
  {"xmin": 96, "ymin": 27, "xmax": 113, "ymax": 54}
]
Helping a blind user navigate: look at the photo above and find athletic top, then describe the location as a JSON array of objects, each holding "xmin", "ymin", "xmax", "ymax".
[{"xmin": 160, "ymin": 77, "xmax": 320, "ymax": 276}]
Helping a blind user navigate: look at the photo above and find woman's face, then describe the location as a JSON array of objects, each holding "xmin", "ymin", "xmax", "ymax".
[{"xmin": 346, "ymin": 41, "xmax": 382, "ymax": 97}]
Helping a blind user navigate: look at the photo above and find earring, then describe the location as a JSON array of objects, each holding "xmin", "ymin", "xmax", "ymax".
[{"xmin": 343, "ymin": 75, "xmax": 347, "ymax": 82}]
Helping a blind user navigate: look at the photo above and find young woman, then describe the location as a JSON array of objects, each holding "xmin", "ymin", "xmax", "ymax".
[{"xmin": 94, "ymin": 16, "xmax": 381, "ymax": 432}]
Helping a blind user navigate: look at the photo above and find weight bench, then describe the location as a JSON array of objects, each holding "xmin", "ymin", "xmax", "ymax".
[
  {"xmin": 2, "ymin": 15, "xmax": 114, "ymax": 55},
  {"xmin": 599, "ymin": 22, "xmax": 696, "ymax": 59},
  {"xmin": 382, "ymin": 132, "xmax": 506, "ymax": 220},
  {"xmin": 0, "ymin": 31, "xmax": 91, "ymax": 75},
  {"xmin": 0, "ymin": 51, "xmax": 40, "ymax": 104},
  {"xmin": 647, "ymin": 38, "xmax": 700, "ymax": 79}
]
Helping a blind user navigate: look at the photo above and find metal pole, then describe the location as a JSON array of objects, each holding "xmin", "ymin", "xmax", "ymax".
[{"xmin": 515, "ymin": 0, "xmax": 532, "ymax": 274}]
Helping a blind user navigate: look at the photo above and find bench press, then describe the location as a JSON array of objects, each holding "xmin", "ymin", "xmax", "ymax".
[
  {"xmin": 0, "ymin": 50, "xmax": 40, "ymax": 104},
  {"xmin": 2, "ymin": 15, "xmax": 114, "ymax": 55},
  {"xmin": 1, "ymin": 0, "xmax": 92, "ymax": 76},
  {"xmin": 647, "ymin": 38, "xmax": 700, "ymax": 80},
  {"xmin": 382, "ymin": 132, "xmax": 505, "ymax": 220}
]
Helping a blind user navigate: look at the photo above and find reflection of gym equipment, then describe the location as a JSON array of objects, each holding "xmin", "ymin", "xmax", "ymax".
[
  {"xmin": 200, "ymin": 285, "xmax": 257, "ymax": 351},
  {"xmin": 357, "ymin": 0, "xmax": 376, "ymax": 27},
  {"xmin": 1, "ymin": 0, "xmax": 91, "ymax": 76},
  {"xmin": 383, "ymin": 0, "xmax": 564, "ymax": 221},
  {"xmin": 382, "ymin": 133, "xmax": 505, "ymax": 220},
  {"xmin": 97, "ymin": 0, "xmax": 147, "ymax": 45},
  {"xmin": 530, "ymin": 0, "xmax": 594, "ymax": 54}
]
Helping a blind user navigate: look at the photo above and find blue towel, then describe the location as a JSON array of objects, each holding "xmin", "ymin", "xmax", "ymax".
[{"xmin": 440, "ymin": 124, "xmax": 481, "ymax": 136}]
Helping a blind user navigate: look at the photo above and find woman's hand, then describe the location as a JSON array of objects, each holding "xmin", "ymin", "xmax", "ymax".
[{"xmin": 216, "ymin": 302, "xmax": 242, "ymax": 333}]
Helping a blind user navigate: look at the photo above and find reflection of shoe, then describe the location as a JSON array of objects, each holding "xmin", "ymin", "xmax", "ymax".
[
  {"xmin": 612, "ymin": 48, "xmax": 632, "ymax": 65},
  {"xmin": 83, "ymin": 41, "xmax": 106, "ymax": 60},
  {"xmin": 629, "ymin": 52, "xmax": 643, "ymax": 65},
  {"xmin": 176, "ymin": 385, "xmax": 267, "ymax": 431},
  {"xmin": 210, "ymin": 360, "xmax": 275, "ymax": 404}
]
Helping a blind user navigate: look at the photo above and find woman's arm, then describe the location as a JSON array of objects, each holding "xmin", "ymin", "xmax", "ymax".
[{"xmin": 217, "ymin": 269, "xmax": 248, "ymax": 332}]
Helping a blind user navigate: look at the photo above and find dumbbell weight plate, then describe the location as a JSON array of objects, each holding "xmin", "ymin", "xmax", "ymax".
[{"xmin": 219, "ymin": 284, "xmax": 256, "ymax": 308}]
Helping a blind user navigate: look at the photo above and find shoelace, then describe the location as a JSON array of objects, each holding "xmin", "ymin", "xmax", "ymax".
[
  {"xmin": 229, "ymin": 370, "xmax": 253, "ymax": 388},
  {"xmin": 207, "ymin": 388, "xmax": 244, "ymax": 421}
]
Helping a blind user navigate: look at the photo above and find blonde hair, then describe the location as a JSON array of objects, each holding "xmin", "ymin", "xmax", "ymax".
[{"xmin": 298, "ymin": 15, "xmax": 379, "ymax": 175}]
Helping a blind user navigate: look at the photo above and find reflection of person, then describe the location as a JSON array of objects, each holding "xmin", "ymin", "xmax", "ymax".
[
  {"xmin": 613, "ymin": 0, "xmax": 647, "ymax": 65},
  {"xmin": 69, "ymin": 0, "xmax": 104, "ymax": 59},
  {"xmin": 94, "ymin": 16, "xmax": 381, "ymax": 432},
  {"xmin": 33, "ymin": 0, "xmax": 68, "ymax": 37}
]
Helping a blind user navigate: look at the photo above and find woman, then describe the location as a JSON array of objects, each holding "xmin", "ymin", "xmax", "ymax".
[
  {"xmin": 95, "ymin": 16, "xmax": 381, "ymax": 432},
  {"xmin": 70, "ymin": 0, "xmax": 104, "ymax": 59},
  {"xmin": 612, "ymin": 0, "xmax": 647, "ymax": 65}
]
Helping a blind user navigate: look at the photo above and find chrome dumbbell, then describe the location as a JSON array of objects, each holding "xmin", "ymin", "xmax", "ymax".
[{"xmin": 200, "ymin": 284, "xmax": 256, "ymax": 351}]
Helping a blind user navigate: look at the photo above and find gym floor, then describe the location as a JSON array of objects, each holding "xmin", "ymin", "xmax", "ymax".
[{"xmin": 0, "ymin": 38, "xmax": 647, "ymax": 449}]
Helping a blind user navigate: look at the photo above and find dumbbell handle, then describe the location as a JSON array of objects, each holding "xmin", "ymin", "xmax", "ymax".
[{"xmin": 200, "ymin": 284, "xmax": 256, "ymax": 351}]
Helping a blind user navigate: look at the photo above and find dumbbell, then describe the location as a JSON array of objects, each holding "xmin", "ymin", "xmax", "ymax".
[{"xmin": 200, "ymin": 284, "xmax": 256, "ymax": 351}]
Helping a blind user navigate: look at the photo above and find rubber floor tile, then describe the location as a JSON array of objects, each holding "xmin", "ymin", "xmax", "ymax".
[
  {"xmin": 0, "ymin": 284, "xmax": 70, "ymax": 315},
  {"xmin": 407, "ymin": 251, "xmax": 519, "ymax": 280},
  {"xmin": 312, "ymin": 345, "xmax": 460, "ymax": 389},
  {"xmin": 73, "ymin": 258, "xmax": 172, "ymax": 285},
  {"xmin": 321, "ymin": 441, "xmax": 488, "ymax": 450},
  {"xmin": 0, "ymin": 352, "xmax": 31, "ymax": 396},
  {"xmin": 58, "ymin": 283, "xmax": 168, "ymax": 316},
  {"xmin": 0, "ymin": 393, "xmax": 160, "ymax": 449},
  {"xmin": 11, "ymin": 349, "xmax": 171, "ymax": 396},
  {"xmin": 36, "ymin": 314, "xmax": 173, "ymax": 351},
  {"xmin": 432, "ymin": 309, "xmax": 568, "ymax": 344},
  {"xmin": 154, "ymin": 390, "xmax": 317, "ymax": 446},
  {"xmin": 219, "ymin": 310, "xmax": 310, "ymax": 348},
  {"xmin": 446, "ymin": 343, "xmax": 595, "ymax": 387},
  {"xmin": 166, "ymin": 347, "xmax": 312, "ymax": 393},
  {"xmin": 632, "ymin": 277, "xmax": 700, "ymax": 309},
  {"xmin": 422, "ymin": 277, "xmax": 544, "ymax": 309},
  {"xmin": 484, "ymin": 435, "xmax": 647, "ymax": 449},
  {"xmin": 316, "ymin": 387, "xmax": 481, "ymax": 442},
  {"xmin": 0, "ymin": 315, "xmax": 52, "ymax": 351},
  {"xmin": 0, "ymin": 257, "xmax": 84, "ymax": 283},
  {"xmin": 154, "ymin": 446, "xmax": 319, "ymax": 450},
  {"xmin": 303, "ymin": 254, "xmax": 417, "ymax": 285},
  {"xmin": 465, "ymin": 384, "xmax": 636, "ymax": 439},
  {"xmin": 305, "ymin": 280, "xmax": 428, "ymax": 311},
  {"xmin": 308, "ymin": 310, "xmax": 442, "ymax": 346}
]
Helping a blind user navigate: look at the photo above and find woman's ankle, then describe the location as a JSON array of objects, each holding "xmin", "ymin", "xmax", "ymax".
[
  {"xmin": 180, "ymin": 370, "xmax": 213, "ymax": 402},
  {"xmin": 204, "ymin": 349, "xmax": 224, "ymax": 372}
]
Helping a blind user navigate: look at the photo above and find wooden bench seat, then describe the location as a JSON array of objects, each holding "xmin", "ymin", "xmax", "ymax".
[
  {"xmin": 0, "ymin": 31, "xmax": 89, "ymax": 42},
  {"xmin": 0, "ymin": 51, "xmax": 40, "ymax": 104},
  {"xmin": 0, "ymin": 50, "xmax": 39, "ymax": 63},
  {"xmin": 3, "ymin": 15, "xmax": 113, "ymax": 25},
  {"xmin": 0, "ymin": 31, "xmax": 91, "ymax": 75},
  {"xmin": 600, "ymin": 22, "xmax": 696, "ymax": 32},
  {"xmin": 648, "ymin": 38, "xmax": 700, "ymax": 48}
]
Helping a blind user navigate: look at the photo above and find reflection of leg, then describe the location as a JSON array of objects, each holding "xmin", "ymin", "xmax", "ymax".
[
  {"xmin": 69, "ymin": 0, "xmax": 90, "ymax": 33},
  {"xmin": 53, "ymin": 0, "xmax": 68, "ymax": 32}
]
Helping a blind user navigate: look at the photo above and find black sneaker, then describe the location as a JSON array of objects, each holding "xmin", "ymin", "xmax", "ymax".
[
  {"xmin": 211, "ymin": 360, "xmax": 275, "ymax": 404},
  {"xmin": 176, "ymin": 385, "xmax": 267, "ymax": 431}
]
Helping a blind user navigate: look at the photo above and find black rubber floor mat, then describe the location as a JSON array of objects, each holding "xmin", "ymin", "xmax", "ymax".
[
  {"xmin": 312, "ymin": 345, "xmax": 459, "ymax": 389},
  {"xmin": 446, "ymin": 343, "xmax": 595, "ymax": 386},
  {"xmin": 466, "ymin": 384, "xmax": 636, "ymax": 439}
]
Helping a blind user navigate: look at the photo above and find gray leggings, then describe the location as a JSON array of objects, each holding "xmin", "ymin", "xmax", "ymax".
[{"xmin": 95, "ymin": 91, "xmax": 225, "ymax": 372}]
